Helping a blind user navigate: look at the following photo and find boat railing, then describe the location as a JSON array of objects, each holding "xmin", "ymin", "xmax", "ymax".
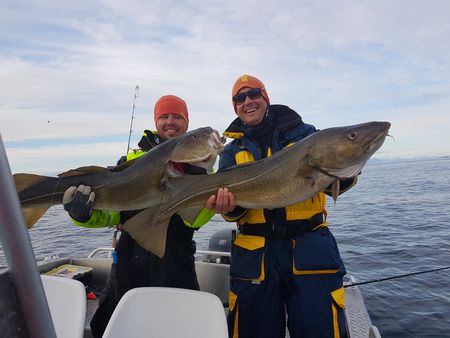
[
  {"xmin": 87, "ymin": 248, "xmax": 231, "ymax": 259},
  {"xmin": 196, "ymin": 250, "xmax": 231, "ymax": 257},
  {"xmin": 87, "ymin": 247, "xmax": 114, "ymax": 258}
]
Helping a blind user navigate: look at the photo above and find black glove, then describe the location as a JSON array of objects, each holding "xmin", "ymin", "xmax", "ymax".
[{"xmin": 63, "ymin": 185, "xmax": 95, "ymax": 222}]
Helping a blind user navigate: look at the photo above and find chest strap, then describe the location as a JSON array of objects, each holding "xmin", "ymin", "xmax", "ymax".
[{"xmin": 238, "ymin": 213, "xmax": 324, "ymax": 239}]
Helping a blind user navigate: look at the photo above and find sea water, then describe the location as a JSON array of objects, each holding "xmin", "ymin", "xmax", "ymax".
[{"xmin": 1, "ymin": 157, "xmax": 449, "ymax": 337}]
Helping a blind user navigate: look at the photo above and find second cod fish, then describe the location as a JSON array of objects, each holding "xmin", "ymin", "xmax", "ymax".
[{"xmin": 122, "ymin": 121, "xmax": 391, "ymax": 256}]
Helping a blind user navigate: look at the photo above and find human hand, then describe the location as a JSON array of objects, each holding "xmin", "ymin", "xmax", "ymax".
[
  {"xmin": 62, "ymin": 185, "xmax": 95, "ymax": 222},
  {"xmin": 205, "ymin": 187, "xmax": 236, "ymax": 214}
]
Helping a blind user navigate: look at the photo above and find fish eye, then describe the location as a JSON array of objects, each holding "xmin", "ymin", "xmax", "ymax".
[{"xmin": 348, "ymin": 132, "xmax": 358, "ymax": 140}]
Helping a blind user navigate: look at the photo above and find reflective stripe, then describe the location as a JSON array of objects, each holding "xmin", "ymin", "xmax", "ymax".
[
  {"xmin": 259, "ymin": 254, "xmax": 266, "ymax": 282},
  {"xmin": 292, "ymin": 268, "xmax": 340, "ymax": 275},
  {"xmin": 229, "ymin": 290, "xmax": 237, "ymax": 311},
  {"xmin": 182, "ymin": 208, "xmax": 215, "ymax": 229},
  {"xmin": 234, "ymin": 149, "xmax": 268, "ymax": 224},
  {"xmin": 332, "ymin": 303, "xmax": 340, "ymax": 338},
  {"xmin": 71, "ymin": 209, "xmax": 121, "ymax": 228},
  {"xmin": 285, "ymin": 193, "xmax": 326, "ymax": 220},
  {"xmin": 331, "ymin": 287, "xmax": 345, "ymax": 308},
  {"xmin": 331, "ymin": 287, "xmax": 345, "ymax": 338},
  {"xmin": 126, "ymin": 149, "xmax": 145, "ymax": 161},
  {"xmin": 235, "ymin": 150, "xmax": 255, "ymax": 163},
  {"xmin": 229, "ymin": 290, "xmax": 239, "ymax": 338},
  {"xmin": 233, "ymin": 305, "xmax": 239, "ymax": 338},
  {"xmin": 223, "ymin": 210, "xmax": 247, "ymax": 222},
  {"xmin": 234, "ymin": 234, "xmax": 265, "ymax": 250},
  {"xmin": 234, "ymin": 148, "xmax": 326, "ymax": 225},
  {"xmin": 224, "ymin": 131, "xmax": 244, "ymax": 139},
  {"xmin": 237, "ymin": 209, "xmax": 266, "ymax": 225}
]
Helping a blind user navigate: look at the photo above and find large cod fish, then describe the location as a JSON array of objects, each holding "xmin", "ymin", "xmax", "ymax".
[
  {"xmin": 121, "ymin": 121, "xmax": 391, "ymax": 256},
  {"xmin": 15, "ymin": 122, "xmax": 390, "ymax": 258},
  {"xmin": 14, "ymin": 127, "xmax": 224, "ymax": 253}
]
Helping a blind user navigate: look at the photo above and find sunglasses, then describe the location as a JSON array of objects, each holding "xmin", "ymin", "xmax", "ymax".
[{"xmin": 233, "ymin": 88, "xmax": 263, "ymax": 105}]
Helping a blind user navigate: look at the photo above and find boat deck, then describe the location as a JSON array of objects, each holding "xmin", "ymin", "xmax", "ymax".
[
  {"xmin": 0, "ymin": 255, "xmax": 380, "ymax": 338},
  {"xmin": 85, "ymin": 299, "xmax": 98, "ymax": 338},
  {"xmin": 35, "ymin": 257, "xmax": 379, "ymax": 338}
]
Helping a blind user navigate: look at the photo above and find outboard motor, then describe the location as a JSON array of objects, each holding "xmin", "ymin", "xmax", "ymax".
[{"xmin": 203, "ymin": 228, "xmax": 234, "ymax": 264}]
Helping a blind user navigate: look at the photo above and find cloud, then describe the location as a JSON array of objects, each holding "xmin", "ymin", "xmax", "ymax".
[
  {"xmin": 1, "ymin": 0, "xmax": 450, "ymax": 172},
  {"xmin": 5, "ymin": 141, "xmax": 124, "ymax": 175}
]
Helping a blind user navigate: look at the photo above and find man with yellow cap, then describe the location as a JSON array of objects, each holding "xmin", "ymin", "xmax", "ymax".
[
  {"xmin": 207, "ymin": 75, "xmax": 357, "ymax": 338},
  {"xmin": 63, "ymin": 95, "xmax": 214, "ymax": 338}
]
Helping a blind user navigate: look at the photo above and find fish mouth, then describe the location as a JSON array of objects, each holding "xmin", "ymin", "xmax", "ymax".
[
  {"xmin": 168, "ymin": 153, "xmax": 215, "ymax": 177},
  {"xmin": 190, "ymin": 153, "xmax": 213, "ymax": 164},
  {"xmin": 173, "ymin": 153, "xmax": 213, "ymax": 164},
  {"xmin": 317, "ymin": 162, "xmax": 366, "ymax": 179},
  {"xmin": 211, "ymin": 130, "xmax": 225, "ymax": 152},
  {"xmin": 363, "ymin": 123, "xmax": 391, "ymax": 154},
  {"xmin": 310, "ymin": 122, "xmax": 391, "ymax": 179}
]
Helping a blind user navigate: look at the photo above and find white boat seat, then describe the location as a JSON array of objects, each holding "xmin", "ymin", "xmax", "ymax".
[
  {"xmin": 102, "ymin": 287, "xmax": 228, "ymax": 338},
  {"xmin": 41, "ymin": 275, "xmax": 87, "ymax": 338}
]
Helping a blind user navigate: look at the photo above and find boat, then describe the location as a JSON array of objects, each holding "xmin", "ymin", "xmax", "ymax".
[{"xmin": 0, "ymin": 136, "xmax": 381, "ymax": 338}]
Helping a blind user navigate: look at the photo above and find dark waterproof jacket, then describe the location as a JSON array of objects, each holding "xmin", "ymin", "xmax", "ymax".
[
  {"xmin": 90, "ymin": 131, "xmax": 202, "ymax": 338},
  {"xmin": 220, "ymin": 105, "xmax": 356, "ymax": 227}
]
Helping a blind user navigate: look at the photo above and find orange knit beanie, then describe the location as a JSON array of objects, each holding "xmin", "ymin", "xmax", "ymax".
[
  {"xmin": 231, "ymin": 74, "xmax": 270, "ymax": 111},
  {"xmin": 154, "ymin": 95, "xmax": 189, "ymax": 124}
]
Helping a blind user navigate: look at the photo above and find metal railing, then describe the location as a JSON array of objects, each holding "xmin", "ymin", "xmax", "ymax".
[
  {"xmin": 87, "ymin": 247, "xmax": 114, "ymax": 258},
  {"xmin": 0, "ymin": 134, "xmax": 57, "ymax": 338},
  {"xmin": 87, "ymin": 247, "xmax": 231, "ymax": 259}
]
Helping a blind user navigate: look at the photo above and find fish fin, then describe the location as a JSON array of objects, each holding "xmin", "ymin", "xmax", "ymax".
[
  {"xmin": 296, "ymin": 163, "xmax": 318, "ymax": 182},
  {"xmin": 59, "ymin": 166, "xmax": 110, "ymax": 177},
  {"xmin": 122, "ymin": 208, "xmax": 170, "ymax": 258},
  {"xmin": 13, "ymin": 173, "xmax": 48, "ymax": 192},
  {"xmin": 22, "ymin": 207, "xmax": 49, "ymax": 228},
  {"xmin": 331, "ymin": 179, "xmax": 340, "ymax": 204},
  {"xmin": 319, "ymin": 163, "xmax": 365, "ymax": 179},
  {"xmin": 178, "ymin": 206, "xmax": 205, "ymax": 225},
  {"xmin": 110, "ymin": 159, "xmax": 136, "ymax": 172}
]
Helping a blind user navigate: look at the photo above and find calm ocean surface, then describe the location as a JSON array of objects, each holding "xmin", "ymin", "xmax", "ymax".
[{"xmin": 1, "ymin": 157, "xmax": 449, "ymax": 337}]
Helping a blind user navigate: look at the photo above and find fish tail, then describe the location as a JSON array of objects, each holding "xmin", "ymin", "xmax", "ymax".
[
  {"xmin": 13, "ymin": 173, "xmax": 54, "ymax": 228},
  {"xmin": 22, "ymin": 207, "xmax": 49, "ymax": 228},
  {"xmin": 122, "ymin": 208, "xmax": 171, "ymax": 258}
]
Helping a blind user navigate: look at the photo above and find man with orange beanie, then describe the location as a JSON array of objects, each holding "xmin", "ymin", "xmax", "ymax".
[
  {"xmin": 63, "ymin": 94, "xmax": 214, "ymax": 338},
  {"xmin": 207, "ymin": 75, "xmax": 357, "ymax": 337}
]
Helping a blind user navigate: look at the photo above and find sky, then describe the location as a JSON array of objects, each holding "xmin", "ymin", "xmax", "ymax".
[{"xmin": 1, "ymin": 0, "xmax": 450, "ymax": 175}]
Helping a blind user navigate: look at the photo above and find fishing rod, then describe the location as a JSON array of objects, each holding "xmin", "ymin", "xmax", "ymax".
[
  {"xmin": 345, "ymin": 266, "xmax": 450, "ymax": 287},
  {"xmin": 114, "ymin": 85, "xmax": 139, "ymax": 249},
  {"xmin": 126, "ymin": 85, "xmax": 139, "ymax": 155}
]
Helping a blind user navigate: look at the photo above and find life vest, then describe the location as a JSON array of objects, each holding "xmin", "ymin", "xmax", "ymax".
[{"xmin": 221, "ymin": 105, "xmax": 327, "ymax": 227}]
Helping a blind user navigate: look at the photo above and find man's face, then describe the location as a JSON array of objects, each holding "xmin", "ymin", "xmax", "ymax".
[
  {"xmin": 234, "ymin": 87, "xmax": 268, "ymax": 126},
  {"xmin": 156, "ymin": 113, "xmax": 188, "ymax": 140}
]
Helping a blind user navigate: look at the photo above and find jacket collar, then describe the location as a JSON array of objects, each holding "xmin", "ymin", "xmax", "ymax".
[
  {"xmin": 223, "ymin": 105, "xmax": 303, "ymax": 139},
  {"xmin": 138, "ymin": 130, "xmax": 162, "ymax": 151}
]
